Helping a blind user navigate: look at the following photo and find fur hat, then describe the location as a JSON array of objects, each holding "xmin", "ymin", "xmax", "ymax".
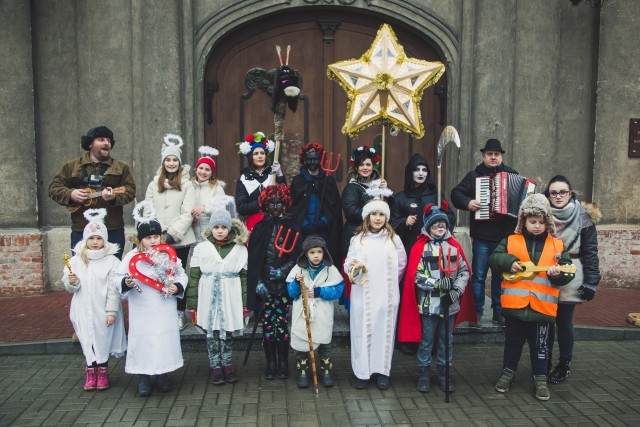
[
  {"xmin": 514, "ymin": 193, "xmax": 555, "ymax": 235},
  {"xmin": 133, "ymin": 201, "xmax": 163, "ymax": 240},
  {"xmin": 422, "ymin": 201, "xmax": 450, "ymax": 235},
  {"xmin": 82, "ymin": 208, "xmax": 109, "ymax": 241},
  {"xmin": 161, "ymin": 134, "xmax": 184, "ymax": 164},
  {"xmin": 237, "ymin": 131, "xmax": 275, "ymax": 159},
  {"xmin": 297, "ymin": 234, "xmax": 333, "ymax": 268},
  {"xmin": 361, "ymin": 198, "xmax": 390, "ymax": 221},
  {"xmin": 81, "ymin": 126, "xmax": 115, "ymax": 150},
  {"xmin": 208, "ymin": 209, "xmax": 232, "ymax": 230},
  {"xmin": 195, "ymin": 145, "xmax": 219, "ymax": 174}
]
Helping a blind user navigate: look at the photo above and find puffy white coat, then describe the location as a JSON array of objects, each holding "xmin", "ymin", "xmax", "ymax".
[
  {"xmin": 191, "ymin": 179, "xmax": 226, "ymax": 243},
  {"xmin": 145, "ymin": 165, "xmax": 196, "ymax": 247}
]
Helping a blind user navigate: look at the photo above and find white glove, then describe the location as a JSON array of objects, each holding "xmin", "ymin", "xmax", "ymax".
[{"xmin": 271, "ymin": 161, "xmax": 283, "ymax": 177}]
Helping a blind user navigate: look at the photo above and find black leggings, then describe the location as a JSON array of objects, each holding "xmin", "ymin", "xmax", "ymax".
[
  {"xmin": 174, "ymin": 245, "xmax": 190, "ymax": 311},
  {"xmin": 503, "ymin": 317, "xmax": 550, "ymax": 376}
]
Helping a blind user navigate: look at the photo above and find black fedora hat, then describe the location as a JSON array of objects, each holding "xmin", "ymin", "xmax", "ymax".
[{"xmin": 480, "ymin": 138, "xmax": 505, "ymax": 153}]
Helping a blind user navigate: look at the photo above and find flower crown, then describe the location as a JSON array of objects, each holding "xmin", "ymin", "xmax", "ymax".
[
  {"xmin": 237, "ymin": 131, "xmax": 275, "ymax": 156},
  {"xmin": 348, "ymin": 145, "xmax": 381, "ymax": 167},
  {"xmin": 298, "ymin": 143, "xmax": 324, "ymax": 165}
]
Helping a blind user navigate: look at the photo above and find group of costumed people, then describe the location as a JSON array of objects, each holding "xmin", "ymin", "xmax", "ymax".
[{"xmin": 58, "ymin": 126, "xmax": 600, "ymax": 402}]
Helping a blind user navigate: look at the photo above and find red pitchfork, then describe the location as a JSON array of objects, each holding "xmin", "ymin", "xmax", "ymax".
[
  {"xmin": 274, "ymin": 225, "xmax": 300, "ymax": 258},
  {"xmin": 314, "ymin": 151, "xmax": 341, "ymax": 223},
  {"xmin": 438, "ymin": 246, "xmax": 459, "ymax": 404}
]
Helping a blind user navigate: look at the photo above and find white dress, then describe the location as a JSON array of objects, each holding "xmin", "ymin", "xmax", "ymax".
[
  {"xmin": 117, "ymin": 248, "xmax": 188, "ymax": 375},
  {"xmin": 286, "ymin": 265, "xmax": 344, "ymax": 352},
  {"xmin": 190, "ymin": 240, "xmax": 247, "ymax": 334},
  {"xmin": 344, "ymin": 231, "xmax": 407, "ymax": 379},
  {"xmin": 62, "ymin": 242, "xmax": 127, "ymax": 366}
]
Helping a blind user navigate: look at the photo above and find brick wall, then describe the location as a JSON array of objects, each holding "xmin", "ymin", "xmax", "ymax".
[
  {"xmin": 598, "ymin": 226, "xmax": 640, "ymax": 289},
  {"xmin": 0, "ymin": 232, "xmax": 44, "ymax": 296}
]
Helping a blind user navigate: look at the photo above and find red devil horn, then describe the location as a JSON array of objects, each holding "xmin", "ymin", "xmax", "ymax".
[
  {"xmin": 441, "ymin": 200, "xmax": 449, "ymax": 212},
  {"xmin": 424, "ymin": 204, "xmax": 434, "ymax": 216}
]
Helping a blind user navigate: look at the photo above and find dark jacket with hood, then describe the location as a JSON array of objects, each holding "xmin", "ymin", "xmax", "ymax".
[
  {"xmin": 390, "ymin": 153, "xmax": 456, "ymax": 253},
  {"xmin": 451, "ymin": 161, "xmax": 518, "ymax": 242},
  {"xmin": 289, "ymin": 168, "xmax": 342, "ymax": 264}
]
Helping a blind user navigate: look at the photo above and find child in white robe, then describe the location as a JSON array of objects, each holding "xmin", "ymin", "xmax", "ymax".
[
  {"xmin": 63, "ymin": 208, "xmax": 126, "ymax": 392},
  {"xmin": 344, "ymin": 199, "xmax": 407, "ymax": 390},
  {"xmin": 117, "ymin": 201, "xmax": 188, "ymax": 397}
]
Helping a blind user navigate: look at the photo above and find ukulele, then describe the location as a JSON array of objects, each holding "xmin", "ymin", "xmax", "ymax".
[
  {"xmin": 502, "ymin": 261, "xmax": 577, "ymax": 283},
  {"xmin": 67, "ymin": 187, "xmax": 126, "ymax": 212}
]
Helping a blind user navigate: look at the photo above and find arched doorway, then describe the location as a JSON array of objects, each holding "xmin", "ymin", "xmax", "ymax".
[{"xmin": 203, "ymin": 10, "xmax": 448, "ymax": 196}]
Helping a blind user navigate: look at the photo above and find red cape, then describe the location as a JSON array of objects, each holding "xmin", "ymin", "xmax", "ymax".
[{"xmin": 398, "ymin": 234, "xmax": 476, "ymax": 342}]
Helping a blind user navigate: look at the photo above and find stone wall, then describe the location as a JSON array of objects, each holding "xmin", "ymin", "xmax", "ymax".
[{"xmin": 0, "ymin": 232, "xmax": 44, "ymax": 296}]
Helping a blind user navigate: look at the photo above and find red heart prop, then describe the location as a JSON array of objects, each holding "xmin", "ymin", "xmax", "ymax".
[{"xmin": 128, "ymin": 243, "xmax": 178, "ymax": 292}]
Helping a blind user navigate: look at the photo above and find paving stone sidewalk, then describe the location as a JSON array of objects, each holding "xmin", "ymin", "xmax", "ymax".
[{"xmin": 1, "ymin": 340, "xmax": 639, "ymax": 426}]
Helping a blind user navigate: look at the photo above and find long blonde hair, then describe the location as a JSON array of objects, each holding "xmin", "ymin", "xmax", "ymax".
[
  {"xmin": 355, "ymin": 212, "xmax": 396, "ymax": 243},
  {"xmin": 191, "ymin": 175, "xmax": 219, "ymax": 189}
]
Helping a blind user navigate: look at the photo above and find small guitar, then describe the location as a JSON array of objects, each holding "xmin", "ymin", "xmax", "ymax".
[
  {"xmin": 67, "ymin": 187, "xmax": 126, "ymax": 212},
  {"xmin": 502, "ymin": 261, "xmax": 577, "ymax": 283}
]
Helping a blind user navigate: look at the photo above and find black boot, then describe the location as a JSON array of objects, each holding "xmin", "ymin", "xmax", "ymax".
[
  {"xmin": 276, "ymin": 341, "xmax": 289, "ymax": 379},
  {"xmin": 137, "ymin": 374, "xmax": 152, "ymax": 397},
  {"xmin": 263, "ymin": 340, "xmax": 277, "ymax": 380},
  {"xmin": 319, "ymin": 357, "xmax": 335, "ymax": 388},
  {"xmin": 296, "ymin": 356, "xmax": 309, "ymax": 388},
  {"xmin": 548, "ymin": 360, "xmax": 571, "ymax": 384},
  {"xmin": 417, "ymin": 366, "xmax": 431, "ymax": 393}
]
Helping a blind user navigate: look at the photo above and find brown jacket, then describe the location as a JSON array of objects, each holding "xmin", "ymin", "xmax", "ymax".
[{"xmin": 49, "ymin": 153, "xmax": 136, "ymax": 231}]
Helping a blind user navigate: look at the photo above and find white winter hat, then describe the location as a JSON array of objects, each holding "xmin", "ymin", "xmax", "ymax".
[
  {"xmin": 514, "ymin": 193, "xmax": 556, "ymax": 235},
  {"xmin": 161, "ymin": 133, "xmax": 184, "ymax": 164},
  {"xmin": 361, "ymin": 199, "xmax": 390, "ymax": 221},
  {"xmin": 83, "ymin": 209, "xmax": 109, "ymax": 241}
]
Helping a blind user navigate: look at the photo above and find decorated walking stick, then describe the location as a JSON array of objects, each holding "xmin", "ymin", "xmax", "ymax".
[
  {"xmin": 315, "ymin": 150, "xmax": 341, "ymax": 222},
  {"xmin": 439, "ymin": 246, "xmax": 460, "ymax": 403},
  {"xmin": 274, "ymin": 225, "xmax": 300, "ymax": 258},
  {"xmin": 436, "ymin": 126, "xmax": 461, "ymax": 207},
  {"xmin": 299, "ymin": 274, "xmax": 319, "ymax": 393}
]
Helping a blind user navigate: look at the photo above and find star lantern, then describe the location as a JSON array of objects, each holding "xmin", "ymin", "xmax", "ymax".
[{"xmin": 327, "ymin": 23, "xmax": 445, "ymax": 139}]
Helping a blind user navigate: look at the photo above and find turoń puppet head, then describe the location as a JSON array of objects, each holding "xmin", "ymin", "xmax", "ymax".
[{"xmin": 272, "ymin": 45, "xmax": 301, "ymax": 113}]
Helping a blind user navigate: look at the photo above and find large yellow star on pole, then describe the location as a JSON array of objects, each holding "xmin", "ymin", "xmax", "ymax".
[{"xmin": 327, "ymin": 23, "xmax": 445, "ymax": 138}]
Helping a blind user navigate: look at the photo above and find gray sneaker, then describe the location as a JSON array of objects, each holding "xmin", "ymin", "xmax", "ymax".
[
  {"xmin": 533, "ymin": 375, "xmax": 551, "ymax": 401},
  {"xmin": 177, "ymin": 311, "xmax": 187, "ymax": 330},
  {"xmin": 495, "ymin": 368, "xmax": 515, "ymax": 393}
]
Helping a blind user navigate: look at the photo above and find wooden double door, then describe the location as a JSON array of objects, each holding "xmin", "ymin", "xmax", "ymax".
[{"xmin": 204, "ymin": 10, "xmax": 447, "ymax": 196}]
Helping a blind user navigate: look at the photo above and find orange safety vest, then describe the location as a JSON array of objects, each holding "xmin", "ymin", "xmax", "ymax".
[{"xmin": 501, "ymin": 234, "xmax": 563, "ymax": 318}]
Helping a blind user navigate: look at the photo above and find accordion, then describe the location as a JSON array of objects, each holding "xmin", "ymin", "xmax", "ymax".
[{"xmin": 475, "ymin": 172, "xmax": 536, "ymax": 220}]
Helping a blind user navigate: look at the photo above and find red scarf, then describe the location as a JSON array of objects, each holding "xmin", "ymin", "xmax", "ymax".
[{"xmin": 398, "ymin": 234, "xmax": 476, "ymax": 342}]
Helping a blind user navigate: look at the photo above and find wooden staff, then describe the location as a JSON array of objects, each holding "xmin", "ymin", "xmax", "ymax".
[{"xmin": 298, "ymin": 274, "xmax": 319, "ymax": 393}]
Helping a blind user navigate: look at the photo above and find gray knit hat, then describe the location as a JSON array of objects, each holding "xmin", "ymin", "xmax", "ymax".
[
  {"xmin": 297, "ymin": 234, "xmax": 333, "ymax": 267},
  {"xmin": 208, "ymin": 208, "xmax": 232, "ymax": 229},
  {"xmin": 514, "ymin": 193, "xmax": 555, "ymax": 235}
]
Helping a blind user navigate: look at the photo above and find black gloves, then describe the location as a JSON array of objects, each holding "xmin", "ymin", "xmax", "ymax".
[
  {"xmin": 438, "ymin": 277, "xmax": 453, "ymax": 291},
  {"xmin": 578, "ymin": 285, "xmax": 596, "ymax": 301},
  {"xmin": 441, "ymin": 289, "xmax": 460, "ymax": 307}
]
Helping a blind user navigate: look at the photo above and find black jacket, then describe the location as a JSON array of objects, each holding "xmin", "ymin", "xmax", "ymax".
[
  {"xmin": 246, "ymin": 214, "xmax": 301, "ymax": 311},
  {"xmin": 235, "ymin": 165, "xmax": 286, "ymax": 217},
  {"xmin": 390, "ymin": 153, "xmax": 456, "ymax": 253},
  {"xmin": 451, "ymin": 162, "xmax": 518, "ymax": 242},
  {"xmin": 288, "ymin": 168, "xmax": 342, "ymax": 263}
]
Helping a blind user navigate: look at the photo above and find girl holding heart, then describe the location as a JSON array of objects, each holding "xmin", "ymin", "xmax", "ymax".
[{"xmin": 117, "ymin": 201, "xmax": 188, "ymax": 397}]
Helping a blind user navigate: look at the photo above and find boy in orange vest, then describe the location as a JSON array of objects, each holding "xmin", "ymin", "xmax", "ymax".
[{"xmin": 489, "ymin": 194, "xmax": 574, "ymax": 401}]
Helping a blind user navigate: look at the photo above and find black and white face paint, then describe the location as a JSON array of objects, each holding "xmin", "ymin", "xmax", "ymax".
[{"xmin": 412, "ymin": 165, "xmax": 429, "ymax": 184}]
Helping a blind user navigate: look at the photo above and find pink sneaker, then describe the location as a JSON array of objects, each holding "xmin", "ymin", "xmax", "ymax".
[
  {"xmin": 96, "ymin": 367, "xmax": 109, "ymax": 390},
  {"xmin": 84, "ymin": 367, "xmax": 97, "ymax": 391}
]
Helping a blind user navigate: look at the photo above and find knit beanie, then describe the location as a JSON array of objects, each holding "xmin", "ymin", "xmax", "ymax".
[
  {"xmin": 297, "ymin": 234, "xmax": 334, "ymax": 267},
  {"xmin": 133, "ymin": 200, "xmax": 163, "ymax": 240},
  {"xmin": 208, "ymin": 208, "xmax": 232, "ymax": 230},
  {"xmin": 82, "ymin": 208, "xmax": 109, "ymax": 241},
  {"xmin": 161, "ymin": 134, "xmax": 184, "ymax": 164},
  {"xmin": 195, "ymin": 145, "xmax": 219, "ymax": 173},
  {"xmin": 80, "ymin": 126, "xmax": 115, "ymax": 150},
  {"xmin": 514, "ymin": 193, "xmax": 556, "ymax": 235},
  {"xmin": 422, "ymin": 201, "xmax": 450, "ymax": 235},
  {"xmin": 361, "ymin": 198, "xmax": 390, "ymax": 220}
]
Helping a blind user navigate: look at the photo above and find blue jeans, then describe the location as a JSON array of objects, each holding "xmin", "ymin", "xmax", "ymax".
[
  {"xmin": 71, "ymin": 228, "xmax": 125, "ymax": 260},
  {"xmin": 416, "ymin": 314, "xmax": 455, "ymax": 368},
  {"xmin": 471, "ymin": 239, "xmax": 502, "ymax": 317}
]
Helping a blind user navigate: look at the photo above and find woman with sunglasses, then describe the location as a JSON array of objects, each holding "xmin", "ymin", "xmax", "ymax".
[{"xmin": 544, "ymin": 175, "xmax": 602, "ymax": 384}]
